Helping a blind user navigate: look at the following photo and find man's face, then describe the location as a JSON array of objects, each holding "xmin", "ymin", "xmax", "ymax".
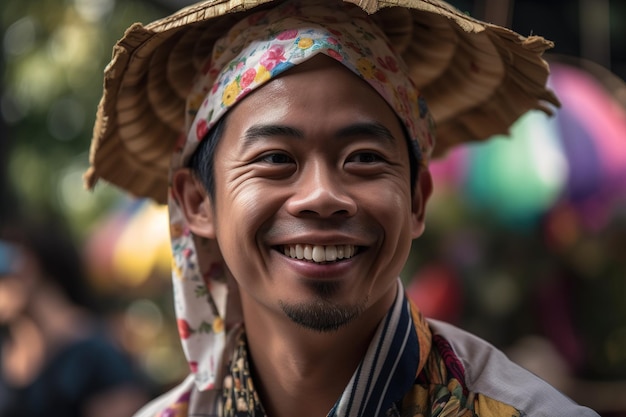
[
  {"xmin": 190, "ymin": 55, "xmax": 430, "ymax": 332},
  {"xmin": 0, "ymin": 246, "xmax": 34, "ymax": 323}
]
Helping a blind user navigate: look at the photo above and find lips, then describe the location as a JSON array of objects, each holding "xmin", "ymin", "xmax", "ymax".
[{"xmin": 281, "ymin": 244, "xmax": 358, "ymax": 263}]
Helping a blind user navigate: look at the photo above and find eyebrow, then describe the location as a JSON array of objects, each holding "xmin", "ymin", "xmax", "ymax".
[
  {"xmin": 241, "ymin": 121, "xmax": 397, "ymax": 147},
  {"xmin": 243, "ymin": 124, "xmax": 304, "ymax": 147},
  {"xmin": 334, "ymin": 122, "xmax": 397, "ymax": 144}
]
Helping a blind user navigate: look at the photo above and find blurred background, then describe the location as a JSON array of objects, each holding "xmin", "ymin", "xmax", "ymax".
[{"xmin": 0, "ymin": 0, "xmax": 624, "ymax": 416}]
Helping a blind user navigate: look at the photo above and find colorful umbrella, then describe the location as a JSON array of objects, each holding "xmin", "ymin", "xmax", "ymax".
[
  {"xmin": 550, "ymin": 62, "xmax": 626, "ymax": 231},
  {"xmin": 428, "ymin": 60, "xmax": 626, "ymax": 230},
  {"xmin": 85, "ymin": 199, "xmax": 172, "ymax": 292}
]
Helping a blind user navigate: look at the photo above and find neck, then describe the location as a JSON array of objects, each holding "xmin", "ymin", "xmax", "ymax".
[{"xmin": 241, "ymin": 285, "xmax": 397, "ymax": 417}]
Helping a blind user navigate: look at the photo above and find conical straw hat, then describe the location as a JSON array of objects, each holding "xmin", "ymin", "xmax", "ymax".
[{"xmin": 85, "ymin": 0, "xmax": 559, "ymax": 204}]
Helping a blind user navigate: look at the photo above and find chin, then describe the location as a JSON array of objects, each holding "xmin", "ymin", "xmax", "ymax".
[{"xmin": 278, "ymin": 293, "xmax": 368, "ymax": 333}]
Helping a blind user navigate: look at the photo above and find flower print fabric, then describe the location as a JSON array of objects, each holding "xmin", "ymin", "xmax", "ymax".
[
  {"xmin": 182, "ymin": 0, "xmax": 435, "ymax": 164},
  {"xmin": 166, "ymin": 0, "xmax": 436, "ymax": 395},
  {"xmin": 216, "ymin": 288, "xmax": 523, "ymax": 417}
]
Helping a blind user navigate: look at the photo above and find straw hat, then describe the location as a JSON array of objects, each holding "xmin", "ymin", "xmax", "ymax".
[{"xmin": 85, "ymin": 0, "xmax": 559, "ymax": 204}]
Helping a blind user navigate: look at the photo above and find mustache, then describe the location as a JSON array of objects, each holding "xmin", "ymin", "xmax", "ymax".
[{"xmin": 262, "ymin": 218, "xmax": 378, "ymax": 241}]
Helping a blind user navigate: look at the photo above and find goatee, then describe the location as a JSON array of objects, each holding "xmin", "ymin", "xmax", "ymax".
[{"xmin": 278, "ymin": 280, "xmax": 367, "ymax": 332}]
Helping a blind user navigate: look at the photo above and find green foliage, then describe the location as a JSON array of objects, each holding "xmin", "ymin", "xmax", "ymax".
[{"xmin": 1, "ymin": 0, "xmax": 169, "ymax": 235}]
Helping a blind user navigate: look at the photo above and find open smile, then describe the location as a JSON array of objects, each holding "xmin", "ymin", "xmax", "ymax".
[{"xmin": 279, "ymin": 244, "xmax": 360, "ymax": 263}]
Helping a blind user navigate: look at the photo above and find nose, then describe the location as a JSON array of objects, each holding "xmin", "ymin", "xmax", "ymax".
[{"xmin": 286, "ymin": 162, "xmax": 357, "ymax": 218}]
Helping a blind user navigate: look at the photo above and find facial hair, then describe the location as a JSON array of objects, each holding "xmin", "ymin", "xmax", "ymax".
[{"xmin": 278, "ymin": 280, "xmax": 367, "ymax": 332}]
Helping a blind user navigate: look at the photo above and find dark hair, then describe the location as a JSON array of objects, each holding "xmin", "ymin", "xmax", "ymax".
[
  {"xmin": 0, "ymin": 216, "xmax": 95, "ymax": 310},
  {"xmin": 187, "ymin": 116, "xmax": 228, "ymax": 200},
  {"xmin": 402, "ymin": 123, "xmax": 421, "ymax": 192},
  {"xmin": 188, "ymin": 116, "xmax": 422, "ymax": 198}
]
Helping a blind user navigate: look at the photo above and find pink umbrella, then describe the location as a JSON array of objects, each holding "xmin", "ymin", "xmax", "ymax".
[
  {"xmin": 428, "ymin": 60, "xmax": 626, "ymax": 231},
  {"xmin": 550, "ymin": 62, "xmax": 626, "ymax": 230}
]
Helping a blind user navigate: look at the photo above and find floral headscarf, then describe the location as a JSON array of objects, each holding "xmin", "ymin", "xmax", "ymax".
[{"xmin": 168, "ymin": 0, "xmax": 435, "ymax": 392}]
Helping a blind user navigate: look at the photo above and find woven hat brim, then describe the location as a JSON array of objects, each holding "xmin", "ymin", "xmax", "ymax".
[{"xmin": 85, "ymin": 0, "xmax": 559, "ymax": 204}]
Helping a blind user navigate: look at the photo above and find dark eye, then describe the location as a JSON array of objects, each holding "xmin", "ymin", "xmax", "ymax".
[
  {"xmin": 260, "ymin": 153, "xmax": 294, "ymax": 164},
  {"xmin": 347, "ymin": 152, "xmax": 384, "ymax": 163}
]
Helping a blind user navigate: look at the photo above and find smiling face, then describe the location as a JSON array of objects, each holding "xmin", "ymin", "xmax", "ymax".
[{"xmin": 177, "ymin": 55, "xmax": 431, "ymax": 333}]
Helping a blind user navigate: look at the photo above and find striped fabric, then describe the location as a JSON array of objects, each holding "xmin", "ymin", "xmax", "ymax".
[
  {"xmin": 329, "ymin": 285, "xmax": 419, "ymax": 417},
  {"xmin": 145, "ymin": 282, "xmax": 600, "ymax": 417}
]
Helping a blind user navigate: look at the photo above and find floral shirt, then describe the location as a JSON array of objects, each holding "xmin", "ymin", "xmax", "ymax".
[
  {"xmin": 218, "ymin": 295, "xmax": 520, "ymax": 417},
  {"xmin": 145, "ymin": 286, "xmax": 599, "ymax": 417}
]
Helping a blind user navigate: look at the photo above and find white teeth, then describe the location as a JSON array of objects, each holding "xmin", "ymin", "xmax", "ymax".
[
  {"xmin": 282, "ymin": 244, "xmax": 357, "ymax": 263},
  {"xmin": 312, "ymin": 246, "xmax": 325, "ymax": 262},
  {"xmin": 325, "ymin": 246, "xmax": 337, "ymax": 261}
]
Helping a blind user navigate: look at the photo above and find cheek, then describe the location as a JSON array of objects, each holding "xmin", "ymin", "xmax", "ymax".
[
  {"xmin": 213, "ymin": 181, "xmax": 285, "ymax": 258},
  {"xmin": 361, "ymin": 180, "xmax": 413, "ymax": 228},
  {"xmin": 360, "ymin": 183, "xmax": 414, "ymax": 267}
]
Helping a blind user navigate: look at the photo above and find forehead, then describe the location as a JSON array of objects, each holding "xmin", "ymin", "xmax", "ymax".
[{"xmin": 222, "ymin": 55, "xmax": 404, "ymax": 140}]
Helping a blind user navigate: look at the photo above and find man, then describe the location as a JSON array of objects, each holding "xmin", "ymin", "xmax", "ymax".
[
  {"xmin": 0, "ymin": 219, "xmax": 150, "ymax": 417},
  {"xmin": 85, "ymin": 0, "xmax": 600, "ymax": 415}
]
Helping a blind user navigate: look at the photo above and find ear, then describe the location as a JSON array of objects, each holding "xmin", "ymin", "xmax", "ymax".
[
  {"xmin": 410, "ymin": 167, "xmax": 433, "ymax": 239},
  {"xmin": 171, "ymin": 168, "xmax": 216, "ymax": 239}
]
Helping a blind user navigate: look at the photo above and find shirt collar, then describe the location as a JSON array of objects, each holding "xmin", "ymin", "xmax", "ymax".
[{"xmin": 220, "ymin": 280, "xmax": 432, "ymax": 417}]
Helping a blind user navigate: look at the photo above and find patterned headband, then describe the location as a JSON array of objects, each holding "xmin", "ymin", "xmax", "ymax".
[{"xmin": 176, "ymin": 0, "xmax": 435, "ymax": 166}]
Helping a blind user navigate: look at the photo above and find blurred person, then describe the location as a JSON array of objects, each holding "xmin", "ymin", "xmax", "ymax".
[
  {"xmin": 0, "ymin": 216, "xmax": 151, "ymax": 417},
  {"xmin": 84, "ymin": 0, "xmax": 600, "ymax": 415}
]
